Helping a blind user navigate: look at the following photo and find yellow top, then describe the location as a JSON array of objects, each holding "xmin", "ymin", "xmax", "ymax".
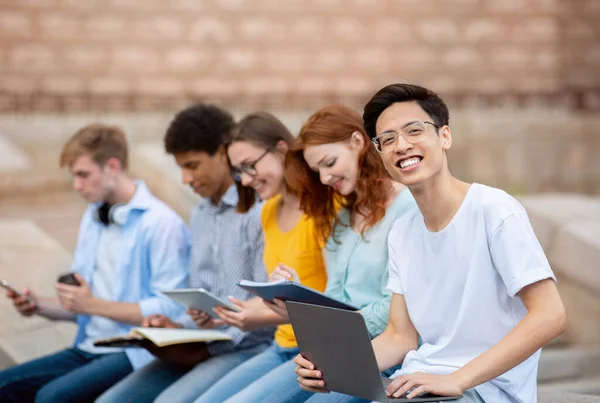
[{"xmin": 261, "ymin": 194, "xmax": 327, "ymax": 348}]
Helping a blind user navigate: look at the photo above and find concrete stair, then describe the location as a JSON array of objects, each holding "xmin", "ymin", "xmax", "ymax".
[
  {"xmin": 540, "ymin": 392, "xmax": 600, "ymax": 403},
  {"xmin": 539, "ymin": 347, "xmax": 600, "ymax": 384},
  {"xmin": 0, "ymin": 219, "xmax": 78, "ymax": 366},
  {"xmin": 129, "ymin": 140, "xmax": 199, "ymax": 221}
]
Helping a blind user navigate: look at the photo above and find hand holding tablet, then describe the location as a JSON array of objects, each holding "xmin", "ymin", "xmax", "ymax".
[{"xmin": 161, "ymin": 288, "xmax": 240, "ymax": 319}]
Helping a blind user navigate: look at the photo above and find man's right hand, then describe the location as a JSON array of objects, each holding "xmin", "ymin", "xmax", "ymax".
[
  {"xmin": 295, "ymin": 354, "xmax": 329, "ymax": 393},
  {"xmin": 6, "ymin": 288, "xmax": 39, "ymax": 317},
  {"xmin": 141, "ymin": 314, "xmax": 181, "ymax": 328},
  {"xmin": 187, "ymin": 308, "xmax": 225, "ymax": 329}
]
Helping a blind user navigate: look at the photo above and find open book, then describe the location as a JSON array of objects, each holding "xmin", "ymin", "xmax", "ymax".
[
  {"xmin": 93, "ymin": 328, "xmax": 232, "ymax": 348},
  {"xmin": 238, "ymin": 279, "xmax": 358, "ymax": 311}
]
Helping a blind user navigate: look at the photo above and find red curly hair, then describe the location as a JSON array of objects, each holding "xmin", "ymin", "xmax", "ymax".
[{"xmin": 285, "ymin": 104, "xmax": 391, "ymax": 244}]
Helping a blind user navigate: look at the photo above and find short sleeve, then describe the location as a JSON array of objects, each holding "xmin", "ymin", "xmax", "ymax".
[
  {"xmin": 490, "ymin": 212, "xmax": 556, "ymax": 298},
  {"xmin": 386, "ymin": 223, "xmax": 405, "ymax": 295}
]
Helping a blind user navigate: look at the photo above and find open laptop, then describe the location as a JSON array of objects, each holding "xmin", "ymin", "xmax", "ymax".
[{"xmin": 286, "ymin": 301, "xmax": 462, "ymax": 403}]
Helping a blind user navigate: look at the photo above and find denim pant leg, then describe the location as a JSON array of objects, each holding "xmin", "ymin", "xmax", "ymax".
[
  {"xmin": 0, "ymin": 348, "xmax": 91, "ymax": 403},
  {"xmin": 96, "ymin": 359, "xmax": 192, "ymax": 403},
  {"xmin": 304, "ymin": 392, "xmax": 369, "ymax": 403},
  {"xmin": 35, "ymin": 351, "xmax": 132, "ymax": 403},
  {"xmin": 194, "ymin": 343, "xmax": 296, "ymax": 403},
  {"xmin": 155, "ymin": 343, "xmax": 269, "ymax": 403},
  {"xmin": 222, "ymin": 345, "xmax": 301, "ymax": 403},
  {"xmin": 251, "ymin": 358, "xmax": 313, "ymax": 403}
]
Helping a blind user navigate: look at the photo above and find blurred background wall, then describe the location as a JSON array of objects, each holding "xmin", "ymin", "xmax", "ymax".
[
  {"xmin": 0, "ymin": 0, "xmax": 599, "ymax": 193},
  {"xmin": 1, "ymin": 0, "xmax": 600, "ymax": 396}
]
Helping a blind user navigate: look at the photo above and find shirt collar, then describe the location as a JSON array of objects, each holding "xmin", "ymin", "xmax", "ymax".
[
  {"xmin": 220, "ymin": 184, "xmax": 239, "ymax": 207},
  {"xmin": 197, "ymin": 184, "xmax": 238, "ymax": 210},
  {"xmin": 92, "ymin": 180, "xmax": 152, "ymax": 211}
]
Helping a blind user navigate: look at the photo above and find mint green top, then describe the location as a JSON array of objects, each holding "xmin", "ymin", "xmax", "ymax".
[{"xmin": 325, "ymin": 189, "xmax": 417, "ymax": 337}]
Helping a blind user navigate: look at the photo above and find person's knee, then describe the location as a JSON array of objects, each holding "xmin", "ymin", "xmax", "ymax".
[
  {"xmin": 95, "ymin": 387, "xmax": 120, "ymax": 403},
  {"xmin": 35, "ymin": 381, "xmax": 76, "ymax": 403},
  {"xmin": 154, "ymin": 389, "xmax": 177, "ymax": 403}
]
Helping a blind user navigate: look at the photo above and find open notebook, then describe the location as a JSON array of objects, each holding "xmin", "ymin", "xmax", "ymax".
[{"xmin": 93, "ymin": 328, "xmax": 232, "ymax": 348}]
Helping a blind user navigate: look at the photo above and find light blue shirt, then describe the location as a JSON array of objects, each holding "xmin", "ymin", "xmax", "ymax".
[
  {"xmin": 71, "ymin": 182, "xmax": 190, "ymax": 369},
  {"xmin": 325, "ymin": 189, "xmax": 416, "ymax": 337}
]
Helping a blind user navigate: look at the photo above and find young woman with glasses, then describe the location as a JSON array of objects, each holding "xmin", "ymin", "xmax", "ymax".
[{"xmin": 192, "ymin": 112, "xmax": 328, "ymax": 403}]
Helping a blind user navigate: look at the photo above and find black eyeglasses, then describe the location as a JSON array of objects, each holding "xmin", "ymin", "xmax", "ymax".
[{"xmin": 230, "ymin": 149, "xmax": 270, "ymax": 182}]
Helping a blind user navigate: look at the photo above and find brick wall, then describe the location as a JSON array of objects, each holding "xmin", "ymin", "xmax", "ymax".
[{"xmin": 0, "ymin": 0, "xmax": 598, "ymax": 111}]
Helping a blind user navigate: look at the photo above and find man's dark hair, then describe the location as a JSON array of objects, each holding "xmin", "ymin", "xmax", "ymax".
[
  {"xmin": 164, "ymin": 103, "xmax": 234, "ymax": 155},
  {"xmin": 363, "ymin": 83, "xmax": 450, "ymax": 139}
]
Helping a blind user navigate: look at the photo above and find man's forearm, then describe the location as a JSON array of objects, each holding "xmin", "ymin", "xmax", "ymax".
[
  {"xmin": 373, "ymin": 327, "xmax": 418, "ymax": 372},
  {"xmin": 37, "ymin": 297, "xmax": 76, "ymax": 321},
  {"xmin": 87, "ymin": 299, "xmax": 144, "ymax": 325},
  {"xmin": 452, "ymin": 309, "xmax": 566, "ymax": 391}
]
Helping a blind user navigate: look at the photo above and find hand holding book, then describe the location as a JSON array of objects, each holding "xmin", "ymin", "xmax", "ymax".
[{"xmin": 237, "ymin": 280, "xmax": 358, "ymax": 311}]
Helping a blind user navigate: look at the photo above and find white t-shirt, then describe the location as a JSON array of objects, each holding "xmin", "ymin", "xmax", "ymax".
[
  {"xmin": 78, "ymin": 223, "xmax": 124, "ymax": 354},
  {"xmin": 387, "ymin": 184, "xmax": 555, "ymax": 403}
]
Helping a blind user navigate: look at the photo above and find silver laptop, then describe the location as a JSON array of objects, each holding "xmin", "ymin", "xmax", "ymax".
[{"xmin": 286, "ymin": 301, "xmax": 462, "ymax": 403}]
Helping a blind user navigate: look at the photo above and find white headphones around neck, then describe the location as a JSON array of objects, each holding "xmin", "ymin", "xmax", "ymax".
[{"xmin": 92, "ymin": 202, "xmax": 127, "ymax": 226}]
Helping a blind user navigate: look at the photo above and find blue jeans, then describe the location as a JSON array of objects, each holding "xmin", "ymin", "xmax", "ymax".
[
  {"xmin": 257, "ymin": 363, "xmax": 403, "ymax": 403},
  {"xmin": 0, "ymin": 347, "xmax": 132, "ymax": 403},
  {"xmin": 96, "ymin": 343, "xmax": 269, "ymax": 403},
  {"xmin": 194, "ymin": 343, "xmax": 299, "ymax": 403}
]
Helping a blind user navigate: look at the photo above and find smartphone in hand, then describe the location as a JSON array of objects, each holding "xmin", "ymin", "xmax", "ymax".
[
  {"xmin": 1, "ymin": 279, "xmax": 33, "ymax": 302},
  {"xmin": 57, "ymin": 273, "xmax": 81, "ymax": 287}
]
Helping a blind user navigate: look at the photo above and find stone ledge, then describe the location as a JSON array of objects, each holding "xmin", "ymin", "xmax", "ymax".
[
  {"xmin": 539, "ymin": 391, "xmax": 600, "ymax": 403},
  {"xmin": 129, "ymin": 140, "xmax": 199, "ymax": 221},
  {"xmin": 0, "ymin": 135, "xmax": 30, "ymax": 171},
  {"xmin": 0, "ymin": 219, "xmax": 76, "ymax": 364},
  {"xmin": 519, "ymin": 194, "xmax": 600, "ymax": 296},
  {"xmin": 539, "ymin": 348, "xmax": 600, "ymax": 383},
  {"xmin": 519, "ymin": 194, "xmax": 600, "ymax": 347},
  {"xmin": 539, "ymin": 377, "xmax": 600, "ymax": 397}
]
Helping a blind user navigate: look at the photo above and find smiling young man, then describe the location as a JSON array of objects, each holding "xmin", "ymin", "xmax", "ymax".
[
  {"xmin": 0, "ymin": 124, "xmax": 190, "ymax": 403},
  {"xmin": 295, "ymin": 84, "xmax": 566, "ymax": 402},
  {"xmin": 96, "ymin": 104, "xmax": 275, "ymax": 403}
]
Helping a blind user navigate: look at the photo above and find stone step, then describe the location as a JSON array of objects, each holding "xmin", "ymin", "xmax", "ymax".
[
  {"xmin": 539, "ymin": 391, "xmax": 600, "ymax": 403},
  {"xmin": 129, "ymin": 140, "xmax": 199, "ymax": 222},
  {"xmin": 0, "ymin": 191, "xmax": 85, "ymax": 252},
  {"xmin": 0, "ymin": 219, "xmax": 77, "ymax": 364},
  {"xmin": 546, "ymin": 333, "xmax": 569, "ymax": 348},
  {"xmin": 0, "ymin": 132, "xmax": 73, "ymax": 197},
  {"xmin": 539, "ymin": 376, "xmax": 600, "ymax": 396},
  {"xmin": 539, "ymin": 348, "xmax": 600, "ymax": 383},
  {"xmin": 0, "ymin": 346, "xmax": 15, "ymax": 371},
  {"xmin": 519, "ymin": 194, "xmax": 600, "ymax": 348}
]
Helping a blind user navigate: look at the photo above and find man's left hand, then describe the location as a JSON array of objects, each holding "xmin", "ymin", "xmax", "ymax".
[
  {"xmin": 263, "ymin": 298, "xmax": 289, "ymax": 320},
  {"xmin": 213, "ymin": 297, "xmax": 263, "ymax": 331},
  {"xmin": 55, "ymin": 274, "xmax": 96, "ymax": 315},
  {"xmin": 386, "ymin": 372, "xmax": 464, "ymax": 399}
]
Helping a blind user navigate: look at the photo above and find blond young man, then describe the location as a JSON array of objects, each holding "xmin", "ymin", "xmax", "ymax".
[{"xmin": 0, "ymin": 124, "xmax": 190, "ymax": 403}]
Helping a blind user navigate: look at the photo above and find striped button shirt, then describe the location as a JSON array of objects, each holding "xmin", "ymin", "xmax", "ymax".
[{"xmin": 182, "ymin": 185, "xmax": 273, "ymax": 355}]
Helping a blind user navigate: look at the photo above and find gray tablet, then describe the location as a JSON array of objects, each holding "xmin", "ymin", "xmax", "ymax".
[
  {"xmin": 162, "ymin": 288, "xmax": 239, "ymax": 319},
  {"xmin": 286, "ymin": 301, "xmax": 462, "ymax": 403}
]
